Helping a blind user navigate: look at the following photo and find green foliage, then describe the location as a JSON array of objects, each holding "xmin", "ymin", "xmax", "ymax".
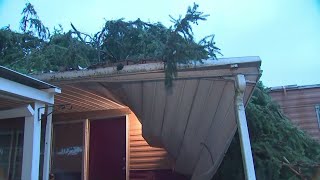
[
  {"xmin": 0, "ymin": 26, "xmax": 45, "ymax": 73},
  {"xmin": 43, "ymin": 31, "xmax": 97, "ymax": 71},
  {"xmin": 1, "ymin": 3, "xmax": 319, "ymax": 179},
  {"xmin": 20, "ymin": 3, "xmax": 50, "ymax": 39},
  {"xmin": 1, "ymin": 2, "xmax": 96, "ymax": 73},
  {"xmin": 88, "ymin": 3, "xmax": 221, "ymax": 86},
  {"xmin": 94, "ymin": 19, "xmax": 168, "ymax": 62},
  {"xmin": 214, "ymin": 82, "xmax": 320, "ymax": 180},
  {"xmin": 0, "ymin": 27, "xmax": 96, "ymax": 73},
  {"xmin": 0, "ymin": 3, "xmax": 220, "ymax": 86}
]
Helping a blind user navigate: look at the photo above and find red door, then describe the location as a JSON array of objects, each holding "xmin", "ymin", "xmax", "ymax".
[{"xmin": 89, "ymin": 117, "xmax": 126, "ymax": 180}]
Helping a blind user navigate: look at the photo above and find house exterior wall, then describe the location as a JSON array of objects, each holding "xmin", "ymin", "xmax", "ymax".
[
  {"xmin": 269, "ymin": 86, "xmax": 320, "ymax": 141},
  {"xmin": 128, "ymin": 112, "xmax": 174, "ymax": 170},
  {"xmin": 129, "ymin": 113, "xmax": 189, "ymax": 179},
  {"xmin": 0, "ymin": 111, "xmax": 182, "ymax": 179}
]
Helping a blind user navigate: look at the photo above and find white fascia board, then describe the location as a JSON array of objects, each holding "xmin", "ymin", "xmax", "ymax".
[
  {"xmin": 0, "ymin": 77, "xmax": 54, "ymax": 104},
  {"xmin": 42, "ymin": 88, "xmax": 61, "ymax": 94},
  {"xmin": 0, "ymin": 105, "xmax": 34, "ymax": 119},
  {"xmin": 33, "ymin": 56, "xmax": 261, "ymax": 82}
]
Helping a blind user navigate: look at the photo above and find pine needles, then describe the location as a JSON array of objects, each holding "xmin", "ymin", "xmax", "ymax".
[
  {"xmin": 1, "ymin": 3, "xmax": 221, "ymax": 87},
  {"xmin": 214, "ymin": 82, "xmax": 320, "ymax": 180}
]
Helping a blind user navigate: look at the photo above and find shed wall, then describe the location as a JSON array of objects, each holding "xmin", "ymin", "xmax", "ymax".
[{"xmin": 269, "ymin": 87, "xmax": 320, "ymax": 141}]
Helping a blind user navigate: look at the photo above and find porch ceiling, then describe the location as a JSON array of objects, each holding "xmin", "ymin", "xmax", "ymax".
[
  {"xmin": 53, "ymin": 85, "xmax": 127, "ymax": 114},
  {"xmin": 0, "ymin": 94, "xmax": 33, "ymax": 110},
  {"xmin": 0, "ymin": 66, "xmax": 60, "ymax": 110},
  {"xmin": 34, "ymin": 56, "xmax": 261, "ymax": 178}
]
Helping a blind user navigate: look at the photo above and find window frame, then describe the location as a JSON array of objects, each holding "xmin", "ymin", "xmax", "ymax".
[{"xmin": 316, "ymin": 105, "xmax": 320, "ymax": 128}]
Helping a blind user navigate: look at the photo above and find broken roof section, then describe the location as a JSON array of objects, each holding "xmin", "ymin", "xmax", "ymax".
[{"xmin": 34, "ymin": 56, "xmax": 261, "ymax": 179}]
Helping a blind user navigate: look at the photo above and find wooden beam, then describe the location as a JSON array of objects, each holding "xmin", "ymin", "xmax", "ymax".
[
  {"xmin": 0, "ymin": 105, "xmax": 34, "ymax": 119},
  {"xmin": 53, "ymin": 108, "xmax": 131, "ymax": 122},
  {"xmin": 0, "ymin": 77, "xmax": 55, "ymax": 104}
]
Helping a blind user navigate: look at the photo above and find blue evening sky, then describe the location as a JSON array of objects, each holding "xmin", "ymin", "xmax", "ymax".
[{"xmin": 1, "ymin": 0, "xmax": 319, "ymax": 87}]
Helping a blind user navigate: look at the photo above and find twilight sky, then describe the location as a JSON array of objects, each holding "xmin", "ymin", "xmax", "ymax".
[{"xmin": 1, "ymin": 0, "xmax": 319, "ymax": 87}]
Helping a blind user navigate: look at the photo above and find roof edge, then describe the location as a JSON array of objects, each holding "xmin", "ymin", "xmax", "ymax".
[
  {"xmin": 0, "ymin": 65, "xmax": 59, "ymax": 90},
  {"xmin": 270, "ymin": 84, "xmax": 320, "ymax": 91},
  {"xmin": 32, "ymin": 56, "xmax": 261, "ymax": 82}
]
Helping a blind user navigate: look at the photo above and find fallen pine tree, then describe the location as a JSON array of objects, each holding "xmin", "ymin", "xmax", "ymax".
[
  {"xmin": 2, "ymin": 4, "xmax": 319, "ymax": 179},
  {"xmin": 213, "ymin": 82, "xmax": 320, "ymax": 180}
]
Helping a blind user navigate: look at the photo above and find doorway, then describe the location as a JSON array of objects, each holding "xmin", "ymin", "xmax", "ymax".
[{"xmin": 89, "ymin": 116, "xmax": 127, "ymax": 180}]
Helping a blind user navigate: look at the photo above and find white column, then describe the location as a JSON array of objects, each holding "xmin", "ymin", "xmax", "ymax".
[
  {"xmin": 125, "ymin": 115, "xmax": 129, "ymax": 180},
  {"xmin": 235, "ymin": 74, "xmax": 256, "ymax": 180},
  {"xmin": 83, "ymin": 119, "xmax": 90, "ymax": 180},
  {"xmin": 22, "ymin": 102, "xmax": 44, "ymax": 180},
  {"xmin": 42, "ymin": 106, "xmax": 53, "ymax": 180}
]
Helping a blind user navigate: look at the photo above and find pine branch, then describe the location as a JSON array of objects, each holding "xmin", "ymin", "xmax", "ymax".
[{"xmin": 70, "ymin": 23, "xmax": 93, "ymax": 43}]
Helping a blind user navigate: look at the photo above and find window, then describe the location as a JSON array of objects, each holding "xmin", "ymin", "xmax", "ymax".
[
  {"xmin": 0, "ymin": 118, "xmax": 24, "ymax": 180},
  {"xmin": 316, "ymin": 105, "xmax": 320, "ymax": 128},
  {"xmin": 52, "ymin": 122, "xmax": 83, "ymax": 180}
]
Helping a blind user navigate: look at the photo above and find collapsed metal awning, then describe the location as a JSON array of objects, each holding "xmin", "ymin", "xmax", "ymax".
[{"xmin": 35, "ymin": 56, "xmax": 261, "ymax": 179}]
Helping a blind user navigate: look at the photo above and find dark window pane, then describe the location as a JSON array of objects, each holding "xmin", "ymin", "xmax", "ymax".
[
  {"xmin": 0, "ymin": 118, "xmax": 24, "ymax": 180},
  {"xmin": 52, "ymin": 123, "xmax": 83, "ymax": 180}
]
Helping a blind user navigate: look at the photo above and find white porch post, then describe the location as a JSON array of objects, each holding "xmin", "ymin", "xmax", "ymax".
[
  {"xmin": 22, "ymin": 102, "xmax": 44, "ymax": 180},
  {"xmin": 42, "ymin": 106, "xmax": 53, "ymax": 180},
  {"xmin": 235, "ymin": 74, "xmax": 256, "ymax": 180}
]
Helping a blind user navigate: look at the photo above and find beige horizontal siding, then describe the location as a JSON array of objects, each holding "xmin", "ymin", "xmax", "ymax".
[
  {"xmin": 129, "ymin": 113, "xmax": 173, "ymax": 170},
  {"xmin": 270, "ymin": 87, "xmax": 320, "ymax": 141}
]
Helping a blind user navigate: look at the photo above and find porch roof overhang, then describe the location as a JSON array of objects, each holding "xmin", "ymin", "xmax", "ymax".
[
  {"xmin": 34, "ymin": 56, "xmax": 261, "ymax": 178},
  {"xmin": 0, "ymin": 66, "xmax": 61, "ymax": 109},
  {"xmin": 0, "ymin": 66, "xmax": 61, "ymax": 180}
]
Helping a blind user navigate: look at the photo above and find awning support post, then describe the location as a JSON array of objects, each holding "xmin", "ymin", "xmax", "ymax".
[
  {"xmin": 235, "ymin": 74, "xmax": 256, "ymax": 180},
  {"xmin": 42, "ymin": 106, "xmax": 53, "ymax": 180},
  {"xmin": 22, "ymin": 101, "xmax": 44, "ymax": 180}
]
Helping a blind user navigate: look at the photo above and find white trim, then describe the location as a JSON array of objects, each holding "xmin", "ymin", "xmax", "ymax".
[
  {"xmin": 22, "ymin": 102, "xmax": 44, "ymax": 180},
  {"xmin": 125, "ymin": 115, "xmax": 129, "ymax": 180},
  {"xmin": 33, "ymin": 56, "xmax": 261, "ymax": 82},
  {"xmin": 7, "ymin": 131, "xmax": 14, "ymax": 178},
  {"xmin": 42, "ymin": 88, "xmax": 62, "ymax": 94},
  {"xmin": 270, "ymin": 84, "xmax": 320, "ymax": 91},
  {"xmin": 83, "ymin": 119, "xmax": 90, "ymax": 180},
  {"xmin": 235, "ymin": 74, "xmax": 256, "ymax": 180},
  {"xmin": 42, "ymin": 106, "xmax": 53, "ymax": 180},
  {"xmin": 0, "ymin": 77, "xmax": 55, "ymax": 104},
  {"xmin": 0, "ymin": 105, "xmax": 34, "ymax": 119},
  {"xmin": 0, "ymin": 65, "xmax": 59, "ymax": 89}
]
